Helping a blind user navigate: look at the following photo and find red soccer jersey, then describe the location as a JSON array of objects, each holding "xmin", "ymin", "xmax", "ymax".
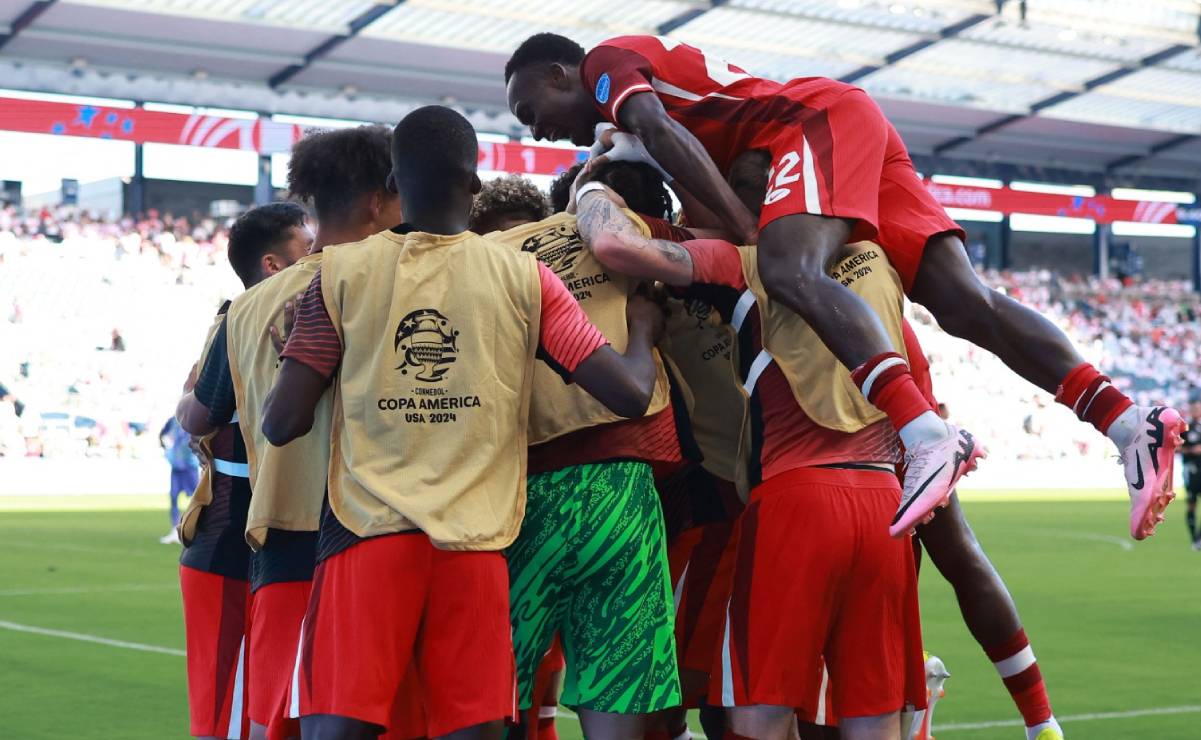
[{"xmin": 580, "ymin": 35, "xmax": 853, "ymax": 174}]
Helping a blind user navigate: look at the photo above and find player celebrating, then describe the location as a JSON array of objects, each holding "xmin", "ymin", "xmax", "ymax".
[
  {"xmin": 210, "ymin": 125, "xmax": 400, "ymax": 740},
  {"xmin": 503, "ymin": 33, "xmax": 1184, "ymax": 540},
  {"xmin": 1182, "ymin": 400, "xmax": 1201, "ymax": 548},
  {"xmin": 175, "ymin": 202, "xmax": 314, "ymax": 740},
  {"xmin": 260, "ymin": 105, "xmax": 667, "ymax": 740},
  {"xmin": 470, "ymin": 172, "xmax": 686, "ymax": 739}
]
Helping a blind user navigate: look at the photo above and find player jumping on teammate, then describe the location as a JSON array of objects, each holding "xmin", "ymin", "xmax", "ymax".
[{"xmin": 503, "ymin": 33, "xmax": 1184, "ymax": 540}]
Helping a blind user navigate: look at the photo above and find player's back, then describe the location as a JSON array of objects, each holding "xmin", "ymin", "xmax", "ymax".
[{"xmin": 586, "ymin": 35, "xmax": 854, "ymax": 171}]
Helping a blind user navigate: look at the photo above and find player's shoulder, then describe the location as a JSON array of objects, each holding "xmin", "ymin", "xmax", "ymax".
[{"xmin": 589, "ymin": 34, "xmax": 684, "ymax": 60}]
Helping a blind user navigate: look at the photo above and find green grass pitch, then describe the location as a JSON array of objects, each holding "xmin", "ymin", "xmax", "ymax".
[{"xmin": 1, "ymin": 497, "xmax": 1198, "ymax": 739}]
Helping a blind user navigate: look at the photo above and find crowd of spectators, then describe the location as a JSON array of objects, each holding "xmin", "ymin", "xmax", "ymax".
[
  {"xmin": 0, "ymin": 204, "xmax": 241, "ymax": 459},
  {"xmin": 0, "ymin": 204, "xmax": 1196, "ymax": 465}
]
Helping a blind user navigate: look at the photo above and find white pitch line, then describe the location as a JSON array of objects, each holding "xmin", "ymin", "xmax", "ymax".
[
  {"xmin": 0, "ymin": 619, "xmax": 185, "ymax": 656},
  {"xmin": 0, "ymin": 583, "xmax": 176, "ymax": 597},
  {"xmin": 939, "ymin": 704, "xmax": 1201, "ymax": 732}
]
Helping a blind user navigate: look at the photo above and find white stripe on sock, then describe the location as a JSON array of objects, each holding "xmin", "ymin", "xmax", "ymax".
[
  {"xmin": 859, "ymin": 356, "xmax": 907, "ymax": 400},
  {"xmin": 994, "ymin": 645, "xmax": 1036, "ymax": 678}
]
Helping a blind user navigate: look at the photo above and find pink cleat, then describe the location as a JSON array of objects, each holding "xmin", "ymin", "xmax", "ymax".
[
  {"xmin": 892, "ymin": 425, "xmax": 985, "ymax": 538},
  {"xmin": 1122, "ymin": 406, "xmax": 1186, "ymax": 540}
]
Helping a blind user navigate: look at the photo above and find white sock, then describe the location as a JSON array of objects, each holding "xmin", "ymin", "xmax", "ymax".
[
  {"xmin": 1105, "ymin": 404, "xmax": 1143, "ymax": 451},
  {"xmin": 1026, "ymin": 716, "xmax": 1062, "ymax": 740},
  {"xmin": 899, "ymin": 410, "xmax": 949, "ymax": 449}
]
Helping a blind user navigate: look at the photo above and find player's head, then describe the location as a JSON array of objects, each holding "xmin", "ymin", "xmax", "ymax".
[
  {"xmin": 469, "ymin": 174, "xmax": 551, "ymax": 233},
  {"xmin": 589, "ymin": 161, "xmax": 674, "ymax": 221},
  {"xmin": 727, "ymin": 149, "xmax": 771, "ymax": 217},
  {"xmin": 550, "ymin": 163, "xmax": 585, "ymax": 214},
  {"xmin": 505, "ymin": 33, "xmax": 600, "ymax": 146},
  {"xmin": 390, "ymin": 106, "xmax": 481, "ymax": 226},
  {"xmin": 287, "ymin": 124, "xmax": 400, "ymax": 235},
  {"xmin": 227, "ymin": 202, "xmax": 313, "ymax": 288}
]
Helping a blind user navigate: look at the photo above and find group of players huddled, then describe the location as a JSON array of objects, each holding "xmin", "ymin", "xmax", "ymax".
[{"xmin": 172, "ymin": 32, "xmax": 1186, "ymax": 740}]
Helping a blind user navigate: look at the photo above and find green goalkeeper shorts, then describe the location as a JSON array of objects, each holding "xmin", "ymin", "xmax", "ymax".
[{"xmin": 507, "ymin": 460, "xmax": 681, "ymax": 714}]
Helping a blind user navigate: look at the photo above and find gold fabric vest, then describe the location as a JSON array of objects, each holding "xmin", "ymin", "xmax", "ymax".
[
  {"xmin": 486, "ymin": 212, "xmax": 671, "ymax": 445},
  {"xmin": 177, "ymin": 307, "xmax": 229, "ymax": 545},
  {"xmin": 737, "ymin": 242, "xmax": 907, "ymax": 433},
  {"xmin": 225, "ymin": 252, "xmax": 329, "ymax": 551},
  {"xmin": 659, "ymin": 294, "xmax": 750, "ymax": 497},
  {"xmin": 321, "ymin": 230, "xmax": 541, "ymax": 549}
]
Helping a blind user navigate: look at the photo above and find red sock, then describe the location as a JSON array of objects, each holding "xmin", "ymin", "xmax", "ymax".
[
  {"xmin": 1055, "ymin": 363, "xmax": 1132, "ymax": 435},
  {"xmin": 537, "ymin": 710, "xmax": 558, "ymax": 740},
  {"xmin": 850, "ymin": 352, "xmax": 933, "ymax": 433},
  {"xmin": 984, "ymin": 629, "xmax": 1053, "ymax": 727}
]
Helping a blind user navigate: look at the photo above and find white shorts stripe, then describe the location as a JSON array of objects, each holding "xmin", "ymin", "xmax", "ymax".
[
  {"xmin": 801, "ymin": 136, "xmax": 822, "ymax": 215},
  {"xmin": 227, "ymin": 636, "xmax": 246, "ymax": 739},
  {"xmin": 673, "ymin": 561, "xmax": 690, "ymax": 614},
  {"xmin": 815, "ymin": 664, "xmax": 829, "ymax": 725},
  {"xmin": 993, "ymin": 644, "xmax": 1036, "ymax": 678},
  {"xmin": 859, "ymin": 356, "xmax": 907, "ymax": 400},
  {"xmin": 720, "ymin": 598, "xmax": 735, "ymax": 707},
  {"xmin": 743, "ymin": 350, "xmax": 774, "ymax": 395},
  {"xmin": 287, "ymin": 618, "xmax": 304, "ymax": 719},
  {"xmin": 730, "ymin": 290, "xmax": 756, "ymax": 333}
]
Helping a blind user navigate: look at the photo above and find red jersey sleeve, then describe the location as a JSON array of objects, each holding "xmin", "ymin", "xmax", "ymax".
[
  {"xmin": 638, "ymin": 214, "xmax": 696, "ymax": 242},
  {"xmin": 280, "ymin": 269, "xmax": 342, "ymax": 380},
  {"xmin": 681, "ymin": 239, "xmax": 747, "ymax": 291},
  {"xmin": 536, "ymin": 262, "xmax": 608, "ymax": 379},
  {"xmin": 580, "ymin": 44, "xmax": 656, "ymax": 124}
]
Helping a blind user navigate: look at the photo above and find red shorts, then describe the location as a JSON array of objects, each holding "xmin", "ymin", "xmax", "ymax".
[
  {"xmin": 180, "ymin": 565, "xmax": 250, "ymax": 739},
  {"xmin": 668, "ymin": 522, "xmax": 737, "ymax": 686},
  {"xmin": 755, "ymin": 89, "xmax": 965, "ymax": 291},
  {"xmin": 708, "ymin": 467, "xmax": 926, "ymax": 718},
  {"xmin": 247, "ymin": 580, "xmax": 310, "ymax": 740},
  {"xmin": 296, "ymin": 534, "xmax": 516, "ymax": 737}
]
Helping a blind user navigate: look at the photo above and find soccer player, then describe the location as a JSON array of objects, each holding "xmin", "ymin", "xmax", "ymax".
[
  {"xmin": 174, "ymin": 202, "xmax": 314, "ymax": 740},
  {"xmin": 471, "ymin": 172, "xmax": 686, "ymax": 739},
  {"xmin": 260, "ymin": 105, "xmax": 666, "ymax": 740},
  {"xmin": 576, "ymin": 161, "xmax": 1065, "ymax": 740},
  {"xmin": 218, "ymin": 125, "xmax": 403, "ymax": 740},
  {"xmin": 503, "ymin": 33, "xmax": 1185, "ymax": 540},
  {"xmin": 160, "ymin": 416, "xmax": 199, "ymax": 544},
  {"xmin": 1182, "ymin": 400, "xmax": 1201, "ymax": 548},
  {"xmin": 470, "ymin": 172, "xmax": 552, "ymax": 234}
]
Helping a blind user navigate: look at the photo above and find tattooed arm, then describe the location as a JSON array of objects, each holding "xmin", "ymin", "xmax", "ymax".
[{"xmin": 576, "ymin": 188, "xmax": 694, "ymax": 287}]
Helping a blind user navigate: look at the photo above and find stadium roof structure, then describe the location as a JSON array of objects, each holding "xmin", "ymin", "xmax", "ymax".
[{"xmin": 1, "ymin": 0, "xmax": 1200, "ymax": 189}]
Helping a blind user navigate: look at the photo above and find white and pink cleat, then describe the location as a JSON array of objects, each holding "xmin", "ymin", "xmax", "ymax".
[
  {"xmin": 891, "ymin": 425, "xmax": 986, "ymax": 538},
  {"xmin": 1122, "ymin": 406, "xmax": 1186, "ymax": 540}
]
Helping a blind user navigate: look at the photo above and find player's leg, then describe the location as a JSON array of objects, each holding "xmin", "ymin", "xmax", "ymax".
[
  {"xmin": 712, "ymin": 471, "xmax": 843, "ymax": 740},
  {"xmin": 179, "ymin": 565, "xmax": 250, "ymax": 740},
  {"xmin": 905, "ymin": 212, "xmax": 1181, "ymax": 539},
  {"xmin": 825, "ymin": 470, "xmax": 924, "ymax": 740},
  {"xmin": 248, "ymin": 579, "xmax": 312, "ymax": 740},
  {"xmin": 1187, "ymin": 488, "xmax": 1199, "ymax": 546},
  {"xmin": 297, "ymin": 536, "xmax": 429, "ymax": 740},
  {"xmin": 755, "ymin": 95, "xmax": 981, "ymax": 535},
  {"xmin": 506, "ymin": 468, "xmax": 572, "ymax": 734},
  {"xmin": 917, "ymin": 494, "xmax": 1062, "ymax": 740},
  {"xmin": 527, "ymin": 639, "xmax": 564, "ymax": 740},
  {"xmin": 421, "ymin": 549, "xmax": 516, "ymax": 740},
  {"xmin": 560, "ymin": 461, "xmax": 680, "ymax": 738}
]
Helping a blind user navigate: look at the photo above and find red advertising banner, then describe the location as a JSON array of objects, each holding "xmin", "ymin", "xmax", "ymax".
[
  {"xmin": 0, "ymin": 96, "xmax": 303, "ymax": 153},
  {"xmin": 923, "ymin": 181, "xmax": 1183, "ymax": 225},
  {"xmin": 0, "ymin": 95, "xmax": 1190, "ymax": 218}
]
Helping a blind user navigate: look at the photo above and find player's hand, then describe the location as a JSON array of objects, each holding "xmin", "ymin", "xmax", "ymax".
[
  {"xmin": 626, "ymin": 288, "xmax": 666, "ymax": 343},
  {"xmin": 590, "ymin": 131, "xmax": 672, "ymax": 183},
  {"xmin": 268, "ymin": 292, "xmax": 304, "ymax": 355},
  {"xmin": 588, "ymin": 122, "xmax": 617, "ymax": 160}
]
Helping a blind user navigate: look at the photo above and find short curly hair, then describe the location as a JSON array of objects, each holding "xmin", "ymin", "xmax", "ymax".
[
  {"xmin": 505, "ymin": 33, "xmax": 586, "ymax": 83},
  {"xmin": 287, "ymin": 124, "xmax": 392, "ymax": 221},
  {"xmin": 470, "ymin": 174, "xmax": 551, "ymax": 233}
]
